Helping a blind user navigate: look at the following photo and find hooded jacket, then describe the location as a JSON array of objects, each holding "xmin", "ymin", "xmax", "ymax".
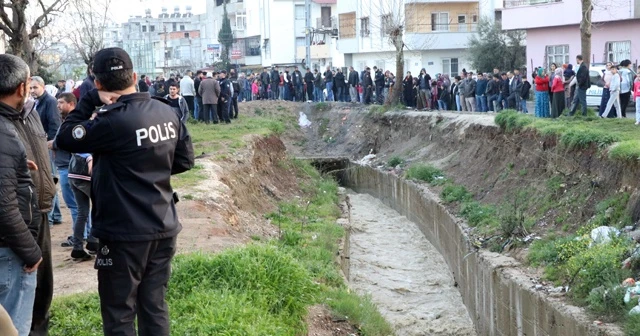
[{"xmin": 0, "ymin": 101, "xmax": 42, "ymax": 267}]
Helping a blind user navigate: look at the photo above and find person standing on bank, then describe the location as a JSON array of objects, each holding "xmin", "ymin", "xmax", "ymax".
[
  {"xmin": 0, "ymin": 54, "xmax": 56, "ymax": 336},
  {"xmin": 217, "ymin": 70, "xmax": 232, "ymax": 124},
  {"xmin": 55, "ymin": 47, "xmax": 195, "ymax": 336},
  {"xmin": 179, "ymin": 71, "xmax": 195, "ymax": 119}
]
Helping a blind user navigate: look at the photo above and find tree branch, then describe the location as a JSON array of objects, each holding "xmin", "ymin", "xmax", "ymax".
[{"xmin": 29, "ymin": 0, "xmax": 66, "ymax": 40}]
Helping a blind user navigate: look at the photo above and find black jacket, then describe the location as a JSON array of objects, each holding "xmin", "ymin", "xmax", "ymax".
[
  {"xmin": 324, "ymin": 70, "xmax": 333, "ymax": 83},
  {"xmin": 521, "ymin": 81, "xmax": 532, "ymax": 100},
  {"xmin": 230, "ymin": 76, "xmax": 241, "ymax": 97},
  {"xmin": 292, "ymin": 70, "xmax": 303, "ymax": 86},
  {"xmin": 304, "ymin": 72, "xmax": 314, "ymax": 84},
  {"xmin": 500, "ymin": 79, "xmax": 510, "ymax": 95},
  {"xmin": 219, "ymin": 78, "xmax": 232, "ymax": 101},
  {"xmin": 374, "ymin": 71, "xmax": 385, "ymax": 87},
  {"xmin": 35, "ymin": 92, "xmax": 61, "ymax": 141},
  {"xmin": 576, "ymin": 63, "xmax": 590, "ymax": 90},
  {"xmin": 348, "ymin": 70, "xmax": 359, "ymax": 87},
  {"xmin": 363, "ymin": 71, "xmax": 373, "ymax": 87},
  {"xmin": 55, "ymin": 90, "xmax": 195, "ymax": 242},
  {"xmin": 194, "ymin": 77, "xmax": 202, "ymax": 97},
  {"xmin": 271, "ymin": 70, "xmax": 279, "ymax": 85},
  {"xmin": 0, "ymin": 102, "xmax": 42, "ymax": 266},
  {"xmin": 260, "ymin": 72, "xmax": 270, "ymax": 85},
  {"xmin": 138, "ymin": 80, "xmax": 149, "ymax": 92},
  {"xmin": 334, "ymin": 72, "xmax": 346, "ymax": 88},
  {"xmin": 314, "ymin": 73, "xmax": 323, "ymax": 88}
]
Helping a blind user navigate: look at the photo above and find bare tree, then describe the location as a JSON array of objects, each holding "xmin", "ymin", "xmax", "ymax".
[
  {"xmin": 0, "ymin": 0, "xmax": 68, "ymax": 72},
  {"xmin": 66, "ymin": 0, "xmax": 112, "ymax": 65},
  {"xmin": 366, "ymin": 0, "xmax": 436, "ymax": 105}
]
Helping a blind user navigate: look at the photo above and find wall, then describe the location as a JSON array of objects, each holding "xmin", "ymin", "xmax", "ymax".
[
  {"xmin": 502, "ymin": 0, "xmax": 637, "ymax": 30},
  {"xmin": 339, "ymin": 164, "xmax": 623, "ymax": 336},
  {"xmin": 405, "ymin": 2, "xmax": 479, "ymax": 33},
  {"xmin": 525, "ymin": 20, "xmax": 640, "ymax": 67}
]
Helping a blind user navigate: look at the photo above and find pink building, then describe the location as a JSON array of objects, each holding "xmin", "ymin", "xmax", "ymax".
[{"xmin": 501, "ymin": 0, "xmax": 640, "ymax": 69}]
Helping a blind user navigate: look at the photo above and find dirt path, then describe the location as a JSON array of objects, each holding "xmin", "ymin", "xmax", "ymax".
[{"xmin": 348, "ymin": 192, "xmax": 476, "ymax": 336}]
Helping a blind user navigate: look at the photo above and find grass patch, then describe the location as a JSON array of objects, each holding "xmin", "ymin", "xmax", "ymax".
[
  {"xmin": 405, "ymin": 164, "xmax": 444, "ymax": 184},
  {"xmin": 171, "ymin": 163, "xmax": 206, "ymax": 189},
  {"xmin": 387, "ymin": 156, "xmax": 404, "ymax": 167},
  {"xmin": 51, "ymin": 158, "xmax": 391, "ymax": 335},
  {"xmin": 440, "ymin": 184, "xmax": 472, "ymax": 203},
  {"xmin": 369, "ymin": 103, "xmax": 404, "ymax": 115},
  {"xmin": 494, "ymin": 110, "xmax": 640, "ymax": 154},
  {"xmin": 315, "ymin": 102, "xmax": 330, "ymax": 112}
]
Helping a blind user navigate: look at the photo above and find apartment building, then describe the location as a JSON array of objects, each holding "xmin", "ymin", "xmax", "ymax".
[
  {"xmin": 501, "ymin": 0, "xmax": 640, "ymax": 68},
  {"xmin": 336, "ymin": 0, "xmax": 482, "ymax": 77}
]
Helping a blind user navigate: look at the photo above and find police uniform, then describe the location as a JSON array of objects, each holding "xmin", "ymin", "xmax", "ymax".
[
  {"xmin": 217, "ymin": 71, "xmax": 232, "ymax": 124},
  {"xmin": 55, "ymin": 48, "xmax": 195, "ymax": 336}
]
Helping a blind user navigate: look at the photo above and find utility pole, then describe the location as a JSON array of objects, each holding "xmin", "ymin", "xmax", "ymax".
[{"xmin": 304, "ymin": 0, "xmax": 311, "ymax": 69}]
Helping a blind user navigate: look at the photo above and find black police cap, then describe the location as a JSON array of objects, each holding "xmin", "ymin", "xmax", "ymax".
[{"xmin": 92, "ymin": 47, "xmax": 134, "ymax": 74}]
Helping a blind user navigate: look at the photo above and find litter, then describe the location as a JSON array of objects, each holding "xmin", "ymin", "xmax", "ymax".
[{"xmin": 298, "ymin": 111, "xmax": 312, "ymax": 128}]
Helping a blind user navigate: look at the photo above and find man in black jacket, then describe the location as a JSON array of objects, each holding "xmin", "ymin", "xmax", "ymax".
[
  {"xmin": 270, "ymin": 67, "xmax": 279, "ymax": 100},
  {"xmin": 348, "ymin": 67, "xmax": 359, "ymax": 103},
  {"xmin": 324, "ymin": 66, "xmax": 334, "ymax": 101},
  {"xmin": 138, "ymin": 75, "xmax": 149, "ymax": 92},
  {"xmin": 313, "ymin": 69, "xmax": 324, "ymax": 102},
  {"xmin": 194, "ymin": 71, "xmax": 204, "ymax": 120},
  {"xmin": 260, "ymin": 68, "xmax": 270, "ymax": 100},
  {"xmin": 218, "ymin": 70, "xmax": 232, "ymax": 124},
  {"xmin": 498, "ymin": 73, "xmax": 510, "ymax": 111},
  {"xmin": 569, "ymin": 55, "xmax": 589, "ymax": 116},
  {"xmin": 374, "ymin": 68, "xmax": 385, "ymax": 104},
  {"xmin": 363, "ymin": 67, "xmax": 374, "ymax": 104},
  {"xmin": 229, "ymin": 69, "xmax": 241, "ymax": 119},
  {"xmin": 0, "ymin": 54, "xmax": 43, "ymax": 336},
  {"xmin": 292, "ymin": 66, "xmax": 303, "ymax": 101},
  {"xmin": 334, "ymin": 69, "xmax": 346, "ymax": 102},
  {"xmin": 56, "ymin": 47, "xmax": 195, "ymax": 336},
  {"xmin": 304, "ymin": 68, "xmax": 315, "ymax": 102}
]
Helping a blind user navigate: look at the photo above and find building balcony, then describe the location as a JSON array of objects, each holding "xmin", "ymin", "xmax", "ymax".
[
  {"xmin": 296, "ymin": 43, "xmax": 331, "ymax": 60},
  {"xmin": 502, "ymin": 0, "xmax": 639, "ymax": 30}
]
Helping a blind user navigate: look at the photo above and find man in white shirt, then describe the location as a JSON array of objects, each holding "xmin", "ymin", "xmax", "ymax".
[{"xmin": 179, "ymin": 71, "xmax": 196, "ymax": 119}]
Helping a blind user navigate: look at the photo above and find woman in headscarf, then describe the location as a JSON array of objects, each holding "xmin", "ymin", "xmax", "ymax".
[
  {"xmin": 563, "ymin": 64, "xmax": 576, "ymax": 110},
  {"xmin": 548, "ymin": 63, "xmax": 557, "ymax": 106},
  {"xmin": 551, "ymin": 68, "xmax": 565, "ymax": 118},
  {"xmin": 534, "ymin": 68, "xmax": 550, "ymax": 118}
]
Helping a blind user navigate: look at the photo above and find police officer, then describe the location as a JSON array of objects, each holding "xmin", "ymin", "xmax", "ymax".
[
  {"xmin": 217, "ymin": 70, "xmax": 232, "ymax": 124},
  {"xmin": 55, "ymin": 47, "xmax": 195, "ymax": 336},
  {"xmin": 229, "ymin": 69, "xmax": 241, "ymax": 119}
]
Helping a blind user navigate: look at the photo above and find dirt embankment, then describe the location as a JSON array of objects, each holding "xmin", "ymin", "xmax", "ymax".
[{"xmin": 294, "ymin": 106, "xmax": 640, "ymax": 242}]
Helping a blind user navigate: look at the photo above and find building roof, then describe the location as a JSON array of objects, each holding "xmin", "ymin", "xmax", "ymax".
[{"xmin": 313, "ymin": 0, "xmax": 337, "ymax": 4}]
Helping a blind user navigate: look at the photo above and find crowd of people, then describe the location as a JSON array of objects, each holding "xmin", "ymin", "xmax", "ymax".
[{"xmin": 1, "ymin": 47, "xmax": 194, "ymax": 336}]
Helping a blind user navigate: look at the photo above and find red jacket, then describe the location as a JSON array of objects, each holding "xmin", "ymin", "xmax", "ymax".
[
  {"xmin": 534, "ymin": 75, "xmax": 549, "ymax": 92},
  {"xmin": 551, "ymin": 76, "xmax": 564, "ymax": 93},
  {"xmin": 633, "ymin": 81, "xmax": 640, "ymax": 100}
]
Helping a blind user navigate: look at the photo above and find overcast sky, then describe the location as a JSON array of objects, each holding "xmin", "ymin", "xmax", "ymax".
[{"xmin": 108, "ymin": 0, "xmax": 206, "ymax": 23}]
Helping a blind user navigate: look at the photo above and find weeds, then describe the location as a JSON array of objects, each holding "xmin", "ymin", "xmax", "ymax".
[
  {"xmin": 387, "ymin": 156, "xmax": 404, "ymax": 167},
  {"xmin": 440, "ymin": 185, "xmax": 472, "ymax": 203},
  {"xmin": 405, "ymin": 164, "xmax": 444, "ymax": 183},
  {"xmin": 315, "ymin": 102, "xmax": 330, "ymax": 112}
]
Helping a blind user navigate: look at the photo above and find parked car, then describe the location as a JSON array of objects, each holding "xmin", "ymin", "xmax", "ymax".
[{"xmin": 586, "ymin": 63, "xmax": 637, "ymax": 107}]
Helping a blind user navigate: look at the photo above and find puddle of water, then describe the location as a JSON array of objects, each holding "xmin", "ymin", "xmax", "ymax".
[{"xmin": 348, "ymin": 192, "xmax": 476, "ymax": 336}]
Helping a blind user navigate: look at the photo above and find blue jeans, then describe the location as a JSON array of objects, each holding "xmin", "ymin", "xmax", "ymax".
[
  {"xmin": 57, "ymin": 169, "xmax": 78, "ymax": 229},
  {"xmin": 455, "ymin": 95, "xmax": 461, "ymax": 111},
  {"xmin": 476, "ymin": 95, "xmax": 488, "ymax": 112},
  {"xmin": 194, "ymin": 97, "xmax": 200, "ymax": 120},
  {"xmin": 0, "ymin": 248, "xmax": 38, "ymax": 336},
  {"xmin": 314, "ymin": 87, "xmax": 324, "ymax": 102},
  {"xmin": 570, "ymin": 87, "xmax": 587, "ymax": 116},
  {"xmin": 326, "ymin": 82, "xmax": 334, "ymax": 101},
  {"xmin": 520, "ymin": 98, "xmax": 529, "ymax": 113},
  {"xmin": 438, "ymin": 100, "xmax": 448, "ymax": 110}
]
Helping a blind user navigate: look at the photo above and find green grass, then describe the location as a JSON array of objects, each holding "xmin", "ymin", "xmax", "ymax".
[
  {"xmin": 171, "ymin": 163, "xmax": 206, "ymax": 189},
  {"xmin": 495, "ymin": 110, "xmax": 640, "ymax": 161},
  {"xmin": 50, "ymin": 158, "xmax": 392, "ymax": 336},
  {"xmin": 440, "ymin": 184, "xmax": 472, "ymax": 203},
  {"xmin": 387, "ymin": 156, "xmax": 404, "ymax": 167},
  {"xmin": 405, "ymin": 164, "xmax": 444, "ymax": 184}
]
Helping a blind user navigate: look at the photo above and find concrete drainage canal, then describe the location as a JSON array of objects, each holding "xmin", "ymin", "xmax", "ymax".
[{"xmin": 311, "ymin": 158, "xmax": 620, "ymax": 336}]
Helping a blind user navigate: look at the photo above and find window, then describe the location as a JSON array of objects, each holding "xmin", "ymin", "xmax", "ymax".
[
  {"xmin": 184, "ymin": 32, "xmax": 190, "ymax": 38},
  {"xmin": 172, "ymin": 23, "xmax": 177, "ymax": 31},
  {"xmin": 236, "ymin": 13, "xmax": 246, "ymax": 30},
  {"xmin": 606, "ymin": 41, "xmax": 631, "ymax": 63},
  {"xmin": 545, "ymin": 45, "xmax": 569, "ymax": 69},
  {"xmin": 150, "ymin": 25, "xmax": 155, "ymax": 32},
  {"xmin": 295, "ymin": 5, "xmax": 305, "ymax": 20},
  {"xmin": 381, "ymin": 14, "xmax": 392, "ymax": 36},
  {"xmin": 360, "ymin": 17, "xmax": 370, "ymax": 37},
  {"xmin": 296, "ymin": 37, "xmax": 306, "ymax": 59},
  {"xmin": 431, "ymin": 13, "xmax": 449, "ymax": 31},
  {"xmin": 457, "ymin": 15, "xmax": 466, "ymax": 32},
  {"xmin": 180, "ymin": 25, "xmax": 185, "ymax": 31},
  {"xmin": 142, "ymin": 25, "xmax": 147, "ymax": 32},
  {"xmin": 339, "ymin": 12, "xmax": 356, "ymax": 39},
  {"xmin": 442, "ymin": 58, "xmax": 459, "ymax": 76}
]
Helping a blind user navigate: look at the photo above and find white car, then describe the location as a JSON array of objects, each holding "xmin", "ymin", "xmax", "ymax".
[{"xmin": 586, "ymin": 63, "xmax": 637, "ymax": 107}]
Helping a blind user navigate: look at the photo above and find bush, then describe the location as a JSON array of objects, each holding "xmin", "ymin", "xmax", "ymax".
[
  {"xmin": 440, "ymin": 184, "xmax": 472, "ymax": 203},
  {"xmin": 559, "ymin": 128, "xmax": 620, "ymax": 149},
  {"xmin": 460, "ymin": 201, "xmax": 498, "ymax": 228},
  {"xmin": 626, "ymin": 314, "xmax": 640, "ymax": 336},
  {"xmin": 528, "ymin": 235, "xmax": 581, "ymax": 266},
  {"xmin": 495, "ymin": 110, "xmax": 532, "ymax": 131},
  {"xmin": 610, "ymin": 140, "xmax": 640, "ymax": 161},
  {"xmin": 587, "ymin": 284, "xmax": 631, "ymax": 322},
  {"xmin": 405, "ymin": 164, "xmax": 444, "ymax": 184},
  {"xmin": 387, "ymin": 156, "xmax": 404, "ymax": 167}
]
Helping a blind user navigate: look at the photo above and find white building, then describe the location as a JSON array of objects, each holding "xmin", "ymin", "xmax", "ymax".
[
  {"xmin": 119, "ymin": 6, "xmax": 204, "ymax": 77},
  {"xmin": 336, "ymin": 0, "xmax": 485, "ymax": 77},
  {"xmin": 204, "ymin": 0, "xmax": 341, "ymax": 70}
]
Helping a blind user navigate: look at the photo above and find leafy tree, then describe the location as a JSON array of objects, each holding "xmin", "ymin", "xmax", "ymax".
[
  {"xmin": 217, "ymin": 2, "xmax": 233, "ymax": 71},
  {"xmin": 467, "ymin": 19, "xmax": 526, "ymax": 73}
]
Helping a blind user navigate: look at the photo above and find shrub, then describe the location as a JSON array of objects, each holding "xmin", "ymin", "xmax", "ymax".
[
  {"xmin": 528, "ymin": 235, "xmax": 579, "ymax": 266},
  {"xmin": 405, "ymin": 164, "xmax": 443, "ymax": 184},
  {"xmin": 440, "ymin": 184, "xmax": 472, "ymax": 203},
  {"xmin": 610, "ymin": 140, "xmax": 640, "ymax": 161},
  {"xmin": 315, "ymin": 102, "xmax": 330, "ymax": 111},
  {"xmin": 387, "ymin": 156, "xmax": 404, "ymax": 167},
  {"xmin": 626, "ymin": 314, "xmax": 640, "ymax": 336},
  {"xmin": 460, "ymin": 201, "xmax": 498, "ymax": 228},
  {"xmin": 495, "ymin": 110, "xmax": 532, "ymax": 131},
  {"xmin": 559, "ymin": 128, "xmax": 620, "ymax": 149},
  {"xmin": 587, "ymin": 284, "xmax": 630, "ymax": 322}
]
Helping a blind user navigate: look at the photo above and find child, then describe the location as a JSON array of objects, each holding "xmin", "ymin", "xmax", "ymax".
[
  {"xmin": 252, "ymin": 80, "xmax": 259, "ymax": 101},
  {"xmin": 438, "ymin": 83, "xmax": 450, "ymax": 111},
  {"xmin": 634, "ymin": 73, "xmax": 640, "ymax": 125},
  {"xmin": 602, "ymin": 66, "xmax": 622, "ymax": 118}
]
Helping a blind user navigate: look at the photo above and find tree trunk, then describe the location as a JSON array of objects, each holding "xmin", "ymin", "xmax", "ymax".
[
  {"xmin": 580, "ymin": 0, "xmax": 593, "ymax": 68},
  {"xmin": 386, "ymin": 32, "xmax": 404, "ymax": 106},
  {"xmin": 9, "ymin": 31, "xmax": 38, "ymax": 74}
]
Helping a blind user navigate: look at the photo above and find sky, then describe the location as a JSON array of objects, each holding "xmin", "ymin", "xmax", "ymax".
[{"xmin": 108, "ymin": 0, "xmax": 206, "ymax": 24}]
